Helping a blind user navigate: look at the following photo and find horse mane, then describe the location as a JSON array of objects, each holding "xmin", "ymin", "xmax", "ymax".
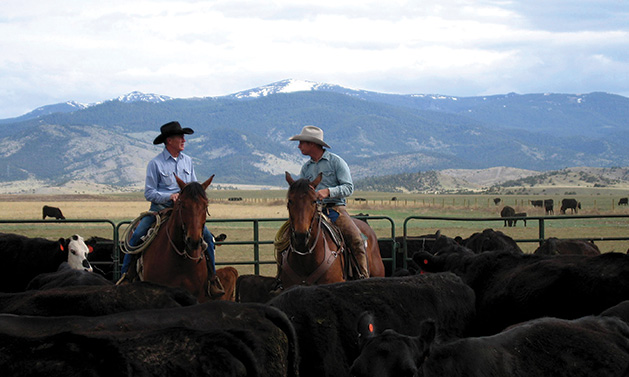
[{"xmin": 181, "ymin": 181, "xmax": 208, "ymax": 201}]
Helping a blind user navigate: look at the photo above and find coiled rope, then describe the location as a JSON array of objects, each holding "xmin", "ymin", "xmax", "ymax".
[{"xmin": 120, "ymin": 211, "xmax": 163, "ymax": 255}]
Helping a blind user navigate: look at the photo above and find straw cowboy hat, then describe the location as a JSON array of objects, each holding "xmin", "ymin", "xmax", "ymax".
[
  {"xmin": 289, "ymin": 125, "xmax": 330, "ymax": 148},
  {"xmin": 153, "ymin": 121, "xmax": 194, "ymax": 145}
]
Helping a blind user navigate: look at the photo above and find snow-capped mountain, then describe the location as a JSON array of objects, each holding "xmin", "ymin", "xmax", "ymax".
[
  {"xmin": 226, "ymin": 79, "xmax": 351, "ymax": 99},
  {"xmin": 116, "ymin": 91, "xmax": 172, "ymax": 103}
]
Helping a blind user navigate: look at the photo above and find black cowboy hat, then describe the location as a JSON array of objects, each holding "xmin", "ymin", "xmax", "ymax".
[{"xmin": 153, "ymin": 121, "xmax": 194, "ymax": 145}]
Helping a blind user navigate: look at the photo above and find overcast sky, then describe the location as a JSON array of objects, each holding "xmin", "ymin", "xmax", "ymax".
[{"xmin": 1, "ymin": 0, "xmax": 627, "ymax": 119}]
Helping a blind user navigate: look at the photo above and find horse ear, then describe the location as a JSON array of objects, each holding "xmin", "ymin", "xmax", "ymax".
[
  {"xmin": 201, "ymin": 175, "xmax": 215, "ymax": 190},
  {"xmin": 311, "ymin": 172, "xmax": 323, "ymax": 188},
  {"xmin": 175, "ymin": 174, "xmax": 186, "ymax": 190},
  {"xmin": 285, "ymin": 171, "xmax": 295, "ymax": 185}
]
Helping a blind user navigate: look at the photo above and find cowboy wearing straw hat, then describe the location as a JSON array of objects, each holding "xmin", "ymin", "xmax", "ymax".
[
  {"xmin": 286, "ymin": 125, "xmax": 369, "ymax": 278},
  {"xmin": 119, "ymin": 121, "xmax": 225, "ymax": 298}
]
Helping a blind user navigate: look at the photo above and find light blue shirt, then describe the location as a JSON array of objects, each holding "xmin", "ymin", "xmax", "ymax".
[
  {"xmin": 144, "ymin": 148, "xmax": 197, "ymax": 209},
  {"xmin": 298, "ymin": 150, "xmax": 354, "ymax": 206}
]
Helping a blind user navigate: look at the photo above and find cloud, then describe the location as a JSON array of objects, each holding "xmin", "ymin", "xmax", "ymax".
[{"xmin": 0, "ymin": 0, "xmax": 627, "ymax": 118}]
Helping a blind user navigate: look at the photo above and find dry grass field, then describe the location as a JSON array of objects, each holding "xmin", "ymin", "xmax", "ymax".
[{"xmin": 2, "ymin": 191, "xmax": 629, "ymax": 278}]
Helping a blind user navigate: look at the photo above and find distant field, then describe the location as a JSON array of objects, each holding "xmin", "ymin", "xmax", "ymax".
[{"xmin": 2, "ymin": 190, "xmax": 629, "ymax": 277}]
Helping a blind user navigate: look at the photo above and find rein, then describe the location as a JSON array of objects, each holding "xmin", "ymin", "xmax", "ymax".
[
  {"xmin": 289, "ymin": 203, "xmax": 323, "ymax": 256},
  {"xmin": 166, "ymin": 197, "xmax": 206, "ymax": 261}
]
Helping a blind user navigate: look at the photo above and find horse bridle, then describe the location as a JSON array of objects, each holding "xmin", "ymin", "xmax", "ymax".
[
  {"xmin": 166, "ymin": 199, "xmax": 208, "ymax": 261},
  {"xmin": 289, "ymin": 200, "xmax": 324, "ymax": 256}
]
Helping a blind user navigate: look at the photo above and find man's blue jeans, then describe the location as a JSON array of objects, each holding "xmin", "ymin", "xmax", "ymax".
[{"xmin": 121, "ymin": 214, "xmax": 216, "ymax": 274}]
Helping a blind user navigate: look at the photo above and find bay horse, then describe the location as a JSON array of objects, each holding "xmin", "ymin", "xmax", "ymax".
[
  {"xmin": 141, "ymin": 175, "xmax": 218, "ymax": 303},
  {"xmin": 278, "ymin": 172, "xmax": 384, "ymax": 289}
]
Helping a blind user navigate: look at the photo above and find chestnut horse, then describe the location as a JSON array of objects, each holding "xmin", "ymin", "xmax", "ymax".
[
  {"xmin": 141, "ymin": 175, "xmax": 217, "ymax": 303},
  {"xmin": 278, "ymin": 172, "xmax": 384, "ymax": 289}
]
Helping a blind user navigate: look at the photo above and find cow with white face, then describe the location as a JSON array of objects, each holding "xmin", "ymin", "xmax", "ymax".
[
  {"xmin": 66, "ymin": 234, "xmax": 93, "ymax": 272},
  {"xmin": 0, "ymin": 232, "xmax": 94, "ymax": 292}
]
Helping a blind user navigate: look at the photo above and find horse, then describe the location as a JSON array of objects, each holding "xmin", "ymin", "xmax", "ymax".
[
  {"xmin": 277, "ymin": 172, "xmax": 384, "ymax": 289},
  {"xmin": 140, "ymin": 175, "xmax": 219, "ymax": 303}
]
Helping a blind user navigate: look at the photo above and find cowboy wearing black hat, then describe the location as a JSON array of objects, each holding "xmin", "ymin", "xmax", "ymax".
[{"xmin": 119, "ymin": 121, "xmax": 225, "ymax": 298}]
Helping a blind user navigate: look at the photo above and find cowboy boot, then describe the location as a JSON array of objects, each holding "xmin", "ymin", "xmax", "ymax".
[
  {"xmin": 205, "ymin": 255, "xmax": 225, "ymax": 298},
  {"xmin": 209, "ymin": 274, "xmax": 225, "ymax": 298},
  {"xmin": 116, "ymin": 254, "xmax": 139, "ymax": 285}
]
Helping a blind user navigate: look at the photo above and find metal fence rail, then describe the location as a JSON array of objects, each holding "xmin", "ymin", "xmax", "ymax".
[{"xmin": 3, "ymin": 214, "xmax": 629, "ymax": 280}]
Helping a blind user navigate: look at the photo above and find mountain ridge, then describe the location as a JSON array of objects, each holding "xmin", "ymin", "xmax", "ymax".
[{"xmin": 0, "ymin": 79, "xmax": 627, "ymax": 192}]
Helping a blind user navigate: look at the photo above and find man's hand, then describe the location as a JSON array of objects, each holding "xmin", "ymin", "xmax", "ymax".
[
  {"xmin": 170, "ymin": 193, "xmax": 180, "ymax": 202},
  {"xmin": 316, "ymin": 188, "xmax": 330, "ymax": 200}
]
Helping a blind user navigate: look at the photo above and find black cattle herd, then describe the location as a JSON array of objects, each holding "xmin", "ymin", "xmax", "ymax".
[{"xmin": 2, "ymin": 200, "xmax": 629, "ymax": 376}]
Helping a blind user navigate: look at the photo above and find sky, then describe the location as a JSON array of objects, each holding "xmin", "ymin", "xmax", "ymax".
[{"xmin": 0, "ymin": 0, "xmax": 628, "ymax": 119}]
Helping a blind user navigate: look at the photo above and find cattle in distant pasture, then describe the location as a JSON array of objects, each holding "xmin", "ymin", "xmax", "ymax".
[
  {"xmin": 544, "ymin": 199, "xmax": 554, "ymax": 214},
  {"xmin": 0, "ymin": 281, "xmax": 197, "ymax": 316},
  {"xmin": 414, "ymin": 250, "xmax": 629, "ymax": 336},
  {"xmin": 513, "ymin": 212, "xmax": 527, "ymax": 226},
  {"xmin": 354, "ymin": 197, "xmax": 367, "ymax": 202},
  {"xmin": 530, "ymin": 199, "xmax": 543, "ymax": 208},
  {"xmin": 493, "ymin": 198, "xmax": 501, "ymax": 205},
  {"xmin": 236, "ymin": 274, "xmax": 282, "ymax": 303},
  {"xmin": 350, "ymin": 315, "xmax": 629, "ymax": 377},
  {"xmin": 26, "ymin": 262, "xmax": 112, "ymax": 290},
  {"xmin": 269, "ymin": 273, "xmax": 476, "ymax": 377},
  {"xmin": 534, "ymin": 237, "xmax": 601, "ymax": 256},
  {"xmin": 500, "ymin": 205, "xmax": 516, "ymax": 227},
  {"xmin": 620, "ymin": 198, "xmax": 629, "ymax": 206},
  {"xmin": 227, "ymin": 197, "xmax": 242, "ymax": 201},
  {"xmin": 391, "ymin": 197, "xmax": 398, "ymax": 201},
  {"xmin": 561, "ymin": 198, "xmax": 581, "ymax": 214},
  {"xmin": 42, "ymin": 205, "xmax": 65, "ymax": 220},
  {"xmin": 215, "ymin": 266, "xmax": 238, "ymax": 301},
  {"xmin": 0, "ymin": 233, "xmax": 92, "ymax": 292},
  {"xmin": 0, "ymin": 301, "xmax": 299, "ymax": 377}
]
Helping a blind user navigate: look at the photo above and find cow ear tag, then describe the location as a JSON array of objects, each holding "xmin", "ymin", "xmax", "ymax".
[
  {"xmin": 88, "ymin": 246, "xmax": 94, "ymax": 253},
  {"xmin": 368, "ymin": 323, "xmax": 374, "ymax": 334},
  {"xmin": 59, "ymin": 244, "xmax": 64, "ymax": 252}
]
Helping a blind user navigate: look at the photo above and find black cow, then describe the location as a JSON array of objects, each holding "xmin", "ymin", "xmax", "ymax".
[
  {"xmin": 0, "ymin": 301, "xmax": 299, "ymax": 377},
  {"xmin": 544, "ymin": 199, "xmax": 554, "ymax": 214},
  {"xmin": 236, "ymin": 274, "xmax": 282, "ymax": 303},
  {"xmin": 26, "ymin": 262, "xmax": 112, "ymax": 290},
  {"xmin": 42, "ymin": 205, "xmax": 65, "ymax": 219},
  {"xmin": 269, "ymin": 273, "xmax": 476, "ymax": 377},
  {"xmin": 414, "ymin": 250, "xmax": 629, "ymax": 335},
  {"xmin": 530, "ymin": 199, "xmax": 543, "ymax": 208},
  {"xmin": 462, "ymin": 228, "xmax": 523, "ymax": 254},
  {"xmin": 513, "ymin": 212, "xmax": 527, "ymax": 226},
  {"xmin": 84, "ymin": 236, "xmax": 116, "ymax": 280},
  {"xmin": 0, "ymin": 281, "xmax": 198, "ymax": 316},
  {"xmin": 0, "ymin": 233, "xmax": 93, "ymax": 292},
  {"xmin": 534, "ymin": 237, "xmax": 601, "ymax": 256},
  {"xmin": 500, "ymin": 205, "xmax": 516, "ymax": 227},
  {"xmin": 620, "ymin": 198, "xmax": 629, "ymax": 206},
  {"xmin": 378, "ymin": 234, "xmax": 440, "ymax": 275},
  {"xmin": 350, "ymin": 315, "xmax": 629, "ymax": 377},
  {"xmin": 561, "ymin": 198, "xmax": 581, "ymax": 214},
  {"xmin": 493, "ymin": 198, "xmax": 501, "ymax": 205}
]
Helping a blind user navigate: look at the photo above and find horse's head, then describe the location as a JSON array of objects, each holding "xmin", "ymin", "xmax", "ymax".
[
  {"xmin": 174, "ymin": 174, "xmax": 213, "ymax": 254},
  {"xmin": 286, "ymin": 171, "xmax": 322, "ymax": 251}
]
